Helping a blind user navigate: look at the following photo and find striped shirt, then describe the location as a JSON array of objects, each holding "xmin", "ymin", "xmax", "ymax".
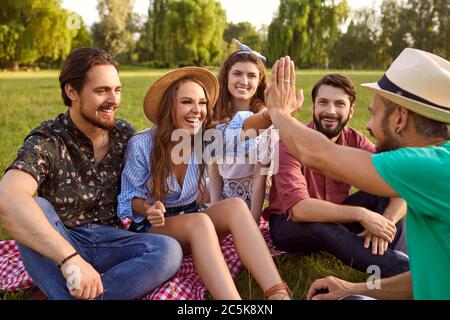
[{"xmin": 117, "ymin": 127, "xmax": 201, "ymax": 222}]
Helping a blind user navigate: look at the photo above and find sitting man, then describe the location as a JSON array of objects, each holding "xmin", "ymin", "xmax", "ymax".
[
  {"xmin": 261, "ymin": 74, "xmax": 410, "ymax": 277},
  {"xmin": 0, "ymin": 48, "xmax": 183, "ymax": 300},
  {"xmin": 266, "ymin": 49, "xmax": 449, "ymax": 299}
]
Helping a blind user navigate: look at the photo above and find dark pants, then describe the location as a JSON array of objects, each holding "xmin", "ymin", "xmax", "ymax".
[{"xmin": 269, "ymin": 191, "xmax": 409, "ymax": 277}]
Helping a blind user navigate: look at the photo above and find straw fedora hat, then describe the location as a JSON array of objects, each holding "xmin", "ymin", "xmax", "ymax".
[
  {"xmin": 143, "ymin": 67, "xmax": 219, "ymax": 125},
  {"xmin": 362, "ymin": 48, "xmax": 450, "ymax": 123}
]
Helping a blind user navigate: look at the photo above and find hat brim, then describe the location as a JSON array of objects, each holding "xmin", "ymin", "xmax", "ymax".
[
  {"xmin": 362, "ymin": 82, "xmax": 450, "ymax": 123},
  {"xmin": 143, "ymin": 67, "xmax": 219, "ymax": 125}
]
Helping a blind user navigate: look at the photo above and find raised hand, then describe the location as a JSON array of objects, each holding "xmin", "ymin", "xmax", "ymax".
[
  {"xmin": 266, "ymin": 56, "xmax": 304, "ymax": 115},
  {"xmin": 145, "ymin": 200, "xmax": 166, "ymax": 227}
]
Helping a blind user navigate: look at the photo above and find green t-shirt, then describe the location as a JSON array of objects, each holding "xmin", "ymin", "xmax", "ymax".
[{"xmin": 372, "ymin": 141, "xmax": 450, "ymax": 300}]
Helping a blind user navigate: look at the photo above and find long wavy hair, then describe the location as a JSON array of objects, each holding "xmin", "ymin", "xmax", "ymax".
[
  {"xmin": 150, "ymin": 77, "xmax": 211, "ymax": 203},
  {"xmin": 212, "ymin": 52, "xmax": 267, "ymax": 126}
]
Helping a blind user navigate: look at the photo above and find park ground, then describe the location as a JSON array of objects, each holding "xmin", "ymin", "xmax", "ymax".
[{"xmin": 0, "ymin": 68, "xmax": 383, "ymax": 299}]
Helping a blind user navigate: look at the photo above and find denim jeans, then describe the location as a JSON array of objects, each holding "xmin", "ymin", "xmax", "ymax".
[
  {"xmin": 269, "ymin": 191, "xmax": 410, "ymax": 277},
  {"xmin": 17, "ymin": 197, "xmax": 183, "ymax": 300}
]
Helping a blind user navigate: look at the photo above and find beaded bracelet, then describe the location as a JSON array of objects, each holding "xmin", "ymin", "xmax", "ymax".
[{"xmin": 58, "ymin": 251, "xmax": 80, "ymax": 269}]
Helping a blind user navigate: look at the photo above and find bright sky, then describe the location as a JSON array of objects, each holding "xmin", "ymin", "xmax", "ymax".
[{"xmin": 62, "ymin": 0, "xmax": 382, "ymax": 29}]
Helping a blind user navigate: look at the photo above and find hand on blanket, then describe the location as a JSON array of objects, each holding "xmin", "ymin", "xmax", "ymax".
[
  {"xmin": 60, "ymin": 255, "xmax": 103, "ymax": 300},
  {"xmin": 145, "ymin": 201, "xmax": 166, "ymax": 227}
]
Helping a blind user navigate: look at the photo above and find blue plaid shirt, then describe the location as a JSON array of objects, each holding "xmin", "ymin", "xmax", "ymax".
[{"xmin": 117, "ymin": 127, "xmax": 201, "ymax": 222}]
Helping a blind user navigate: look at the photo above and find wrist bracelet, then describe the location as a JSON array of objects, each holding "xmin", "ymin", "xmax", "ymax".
[{"xmin": 58, "ymin": 251, "xmax": 79, "ymax": 269}]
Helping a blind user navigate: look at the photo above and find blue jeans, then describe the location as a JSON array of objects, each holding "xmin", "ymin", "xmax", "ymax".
[
  {"xmin": 269, "ymin": 191, "xmax": 409, "ymax": 277},
  {"xmin": 17, "ymin": 197, "xmax": 183, "ymax": 300}
]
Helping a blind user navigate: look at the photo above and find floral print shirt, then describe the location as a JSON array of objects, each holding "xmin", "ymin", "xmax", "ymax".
[{"xmin": 7, "ymin": 112, "xmax": 135, "ymax": 227}]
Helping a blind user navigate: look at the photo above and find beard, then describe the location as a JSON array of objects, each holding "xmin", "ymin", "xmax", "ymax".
[
  {"xmin": 313, "ymin": 112, "xmax": 351, "ymax": 139},
  {"xmin": 375, "ymin": 123, "xmax": 401, "ymax": 153},
  {"xmin": 80, "ymin": 100, "xmax": 117, "ymax": 130}
]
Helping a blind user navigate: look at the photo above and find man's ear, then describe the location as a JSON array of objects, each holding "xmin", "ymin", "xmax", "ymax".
[
  {"xmin": 395, "ymin": 106, "xmax": 409, "ymax": 131},
  {"xmin": 349, "ymin": 104, "xmax": 355, "ymax": 119},
  {"xmin": 65, "ymin": 83, "xmax": 79, "ymax": 102}
]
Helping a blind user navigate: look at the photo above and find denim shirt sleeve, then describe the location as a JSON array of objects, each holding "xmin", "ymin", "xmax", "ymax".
[
  {"xmin": 117, "ymin": 132, "xmax": 152, "ymax": 222},
  {"xmin": 223, "ymin": 111, "xmax": 260, "ymax": 159}
]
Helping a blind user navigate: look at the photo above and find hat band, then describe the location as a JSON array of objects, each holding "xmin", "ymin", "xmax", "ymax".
[{"xmin": 378, "ymin": 75, "xmax": 449, "ymax": 111}]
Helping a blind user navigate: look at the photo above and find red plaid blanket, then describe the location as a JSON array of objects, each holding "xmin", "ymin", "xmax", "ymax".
[{"xmin": 0, "ymin": 219, "xmax": 283, "ymax": 299}]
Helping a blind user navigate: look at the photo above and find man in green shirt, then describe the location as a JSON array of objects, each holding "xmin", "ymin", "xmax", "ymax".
[{"xmin": 255, "ymin": 48, "xmax": 449, "ymax": 299}]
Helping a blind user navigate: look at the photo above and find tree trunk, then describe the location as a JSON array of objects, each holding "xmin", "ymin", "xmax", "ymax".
[{"xmin": 10, "ymin": 61, "xmax": 19, "ymax": 72}]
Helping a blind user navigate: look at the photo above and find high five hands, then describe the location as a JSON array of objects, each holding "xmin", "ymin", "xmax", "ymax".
[{"xmin": 265, "ymin": 56, "xmax": 304, "ymax": 115}]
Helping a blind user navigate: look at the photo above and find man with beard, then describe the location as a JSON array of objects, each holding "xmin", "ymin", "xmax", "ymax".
[
  {"xmin": 260, "ymin": 74, "xmax": 409, "ymax": 277},
  {"xmin": 0, "ymin": 48, "xmax": 183, "ymax": 299},
  {"xmin": 264, "ymin": 49, "xmax": 449, "ymax": 299}
]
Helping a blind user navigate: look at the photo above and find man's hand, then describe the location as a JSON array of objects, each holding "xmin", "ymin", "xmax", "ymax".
[
  {"xmin": 145, "ymin": 200, "xmax": 166, "ymax": 227},
  {"xmin": 60, "ymin": 255, "xmax": 103, "ymax": 300},
  {"xmin": 358, "ymin": 229, "xmax": 390, "ymax": 256},
  {"xmin": 307, "ymin": 276, "xmax": 356, "ymax": 300},
  {"xmin": 266, "ymin": 56, "xmax": 304, "ymax": 115},
  {"xmin": 359, "ymin": 209, "xmax": 397, "ymax": 243}
]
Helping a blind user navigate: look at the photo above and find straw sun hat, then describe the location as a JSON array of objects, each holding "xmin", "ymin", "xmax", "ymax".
[
  {"xmin": 362, "ymin": 48, "xmax": 450, "ymax": 123},
  {"xmin": 143, "ymin": 67, "xmax": 219, "ymax": 125}
]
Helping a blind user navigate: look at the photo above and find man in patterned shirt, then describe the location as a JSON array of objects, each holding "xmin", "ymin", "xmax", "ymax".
[{"xmin": 0, "ymin": 48, "xmax": 182, "ymax": 300}]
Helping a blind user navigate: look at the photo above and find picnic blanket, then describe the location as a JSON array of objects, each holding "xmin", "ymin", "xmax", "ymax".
[{"xmin": 0, "ymin": 219, "xmax": 283, "ymax": 299}]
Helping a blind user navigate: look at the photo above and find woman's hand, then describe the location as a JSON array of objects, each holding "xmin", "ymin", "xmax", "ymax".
[{"xmin": 145, "ymin": 200, "xmax": 166, "ymax": 227}]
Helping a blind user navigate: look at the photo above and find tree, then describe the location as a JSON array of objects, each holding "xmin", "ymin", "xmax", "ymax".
[
  {"xmin": 223, "ymin": 22, "xmax": 264, "ymax": 53},
  {"xmin": 92, "ymin": 0, "xmax": 135, "ymax": 60},
  {"xmin": 331, "ymin": 9, "xmax": 380, "ymax": 69},
  {"xmin": 377, "ymin": 0, "xmax": 410, "ymax": 67},
  {"xmin": 404, "ymin": 0, "xmax": 449, "ymax": 59},
  {"xmin": 71, "ymin": 20, "xmax": 93, "ymax": 50},
  {"xmin": 140, "ymin": 0, "xmax": 226, "ymax": 66},
  {"xmin": 267, "ymin": 0, "xmax": 349, "ymax": 68},
  {"xmin": 378, "ymin": 0, "xmax": 448, "ymax": 67},
  {"xmin": 0, "ymin": 0, "xmax": 74, "ymax": 69}
]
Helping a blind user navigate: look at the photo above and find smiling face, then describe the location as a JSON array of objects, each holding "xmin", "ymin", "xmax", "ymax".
[
  {"xmin": 313, "ymin": 84, "xmax": 354, "ymax": 139},
  {"xmin": 227, "ymin": 61, "xmax": 260, "ymax": 108},
  {"xmin": 173, "ymin": 80, "xmax": 208, "ymax": 135},
  {"xmin": 74, "ymin": 64, "xmax": 122, "ymax": 130}
]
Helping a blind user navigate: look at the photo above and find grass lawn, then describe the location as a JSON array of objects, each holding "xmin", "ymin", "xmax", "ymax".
[{"xmin": 0, "ymin": 68, "xmax": 382, "ymax": 300}]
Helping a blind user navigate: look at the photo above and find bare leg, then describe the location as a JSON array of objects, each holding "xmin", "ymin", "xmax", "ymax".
[
  {"xmin": 150, "ymin": 213, "xmax": 241, "ymax": 300},
  {"xmin": 204, "ymin": 198, "xmax": 290, "ymax": 299},
  {"xmin": 250, "ymin": 162, "xmax": 268, "ymax": 222}
]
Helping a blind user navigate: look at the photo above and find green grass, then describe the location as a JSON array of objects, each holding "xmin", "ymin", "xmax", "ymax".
[
  {"xmin": 0, "ymin": 68, "xmax": 382, "ymax": 299},
  {"xmin": 234, "ymin": 252, "xmax": 367, "ymax": 300}
]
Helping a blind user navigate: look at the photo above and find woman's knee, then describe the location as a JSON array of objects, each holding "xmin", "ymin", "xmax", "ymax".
[
  {"xmin": 185, "ymin": 212, "xmax": 216, "ymax": 235},
  {"xmin": 221, "ymin": 198, "xmax": 253, "ymax": 223}
]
